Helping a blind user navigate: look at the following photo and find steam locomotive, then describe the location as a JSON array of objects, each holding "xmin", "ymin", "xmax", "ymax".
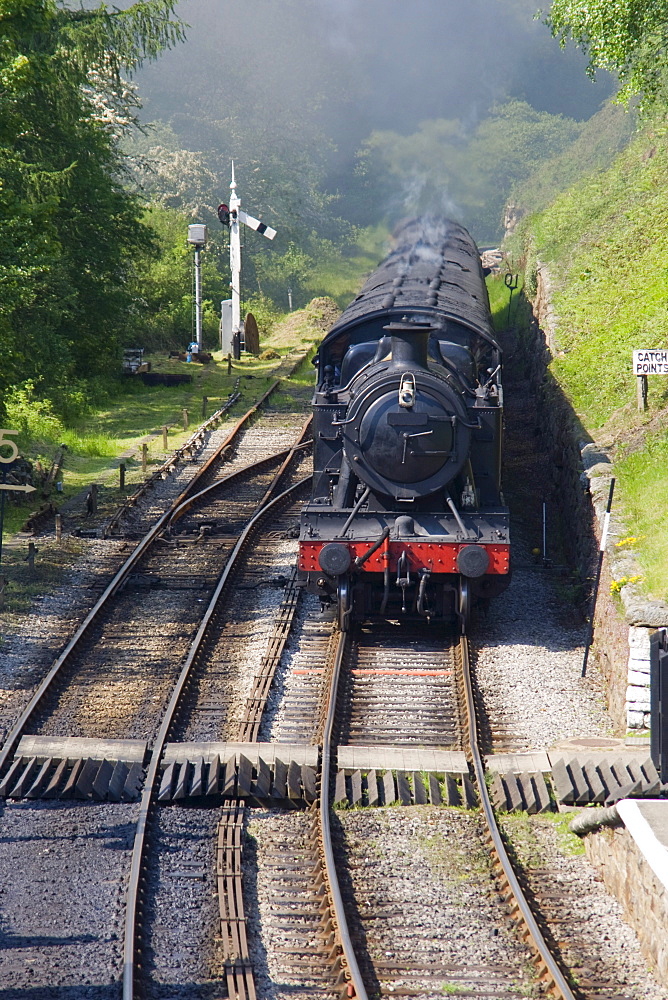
[{"xmin": 298, "ymin": 218, "xmax": 510, "ymax": 631}]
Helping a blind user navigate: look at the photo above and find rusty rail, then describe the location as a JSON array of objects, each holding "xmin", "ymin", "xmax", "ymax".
[
  {"xmin": 123, "ymin": 472, "xmax": 312, "ymax": 1000},
  {"xmin": 0, "ymin": 382, "xmax": 284, "ymax": 778},
  {"xmin": 458, "ymin": 637, "xmax": 578, "ymax": 1000},
  {"xmin": 318, "ymin": 628, "xmax": 369, "ymax": 1000},
  {"xmin": 104, "ymin": 380, "xmax": 280, "ymax": 537}
]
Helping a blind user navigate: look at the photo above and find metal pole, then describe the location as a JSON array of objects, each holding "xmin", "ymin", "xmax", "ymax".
[
  {"xmin": 542, "ymin": 501, "xmax": 547, "ymax": 564},
  {"xmin": 637, "ymin": 374, "xmax": 648, "ymax": 412},
  {"xmin": 194, "ymin": 245, "xmax": 203, "ymax": 352},
  {"xmin": 0, "ymin": 467, "xmax": 6, "ymax": 571},
  {"xmin": 229, "ymin": 162, "xmax": 242, "ymax": 341},
  {"xmin": 650, "ymin": 629, "xmax": 668, "ymax": 783},
  {"xmin": 581, "ymin": 478, "xmax": 615, "ymax": 678}
]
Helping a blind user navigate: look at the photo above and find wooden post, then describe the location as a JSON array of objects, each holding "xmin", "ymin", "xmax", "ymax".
[
  {"xmin": 119, "ymin": 463, "xmax": 126, "ymax": 491},
  {"xmin": 162, "ymin": 425, "xmax": 168, "ymax": 450},
  {"xmin": 142, "ymin": 443, "xmax": 148, "ymax": 475},
  {"xmin": 55, "ymin": 514, "xmax": 62, "ymax": 542},
  {"xmin": 202, "ymin": 396, "xmax": 208, "ymax": 419},
  {"xmin": 227, "ymin": 353, "xmax": 232, "ymax": 375},
  {"xmin": 182, "ymin": 408, "xmax": 189, "ymax": 431},
  {"xmin": 90, "ymin": 483, "xmax": 98, "ymax": 515},
  {"xmin": 637, "ymin": 374, "xmax": 648, "ymax": 412}
]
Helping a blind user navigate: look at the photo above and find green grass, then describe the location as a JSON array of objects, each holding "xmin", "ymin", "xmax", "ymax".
[
  {"xmin": 512, "ymin": 119, "xmax": 668, "ymax": 598},
  {"xmin": 305, "ymin": 224, "xmax": 390, "ymax": 309},
  {"xmin": 516, "ymin": 124, "xmax": 668, "ymax": 430},
  {"xmin": 1, "ymin": 304, "xmax": 327, "ymax": 538},
  {"xmin": 486, "ymin": 272, "xmax": 524, "ymax": 332},
  {"xmin": 615, "ymin": 432, "xmax": 668, "ymax": 598}
]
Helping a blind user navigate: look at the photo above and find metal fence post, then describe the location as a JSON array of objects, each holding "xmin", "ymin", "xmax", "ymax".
[{"xmin": 650, "ymin": 628, "xmax": 668, "ymax": 783}]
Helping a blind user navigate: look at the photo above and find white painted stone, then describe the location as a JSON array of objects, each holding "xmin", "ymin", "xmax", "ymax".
[
  {"xmin": 628, "ymin": 669, "xmax": 651, "ymax": 686},
  {"xmin": 627, "ymin": 684, "xmax": 651, "ymax": 707},
  {"xmin": 629, "ymin": 651, "xmax": 651, "ymax": 667},
  {"xmin": 629, "ymin": 625, "xmax": 652, "ymax": 650},
  {"xmin": 627, "ymin": 709, "xmax": 646, "ymax": 728}
]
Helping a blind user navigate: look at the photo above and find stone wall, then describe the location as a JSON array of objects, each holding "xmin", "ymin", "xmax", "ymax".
[
  {"xmin": 585, "ymin": 826, "xmax": 668, "ymax": 986},
  {"xmin": 527, "ymin": 268, "xmax": 668, "ymax": 732}
]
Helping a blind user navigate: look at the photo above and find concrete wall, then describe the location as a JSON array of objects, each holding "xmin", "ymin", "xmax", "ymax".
[{"xmin": 585, "ymin": 826, "xmax": 668, "ymax": 986}]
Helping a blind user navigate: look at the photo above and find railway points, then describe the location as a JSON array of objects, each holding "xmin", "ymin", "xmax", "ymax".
[{"xmin": 1, "ymin": 236, "xmax": 666, "ymax": 1000}]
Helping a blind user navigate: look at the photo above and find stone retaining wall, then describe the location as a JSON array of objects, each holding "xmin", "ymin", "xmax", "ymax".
[
  {"xmin": 528, "ymin": 268, "xmax": 668, "ymax": 732},
  {"xmin": 585, "ymin": 826, "xmax": 668, "ymax": 987}
]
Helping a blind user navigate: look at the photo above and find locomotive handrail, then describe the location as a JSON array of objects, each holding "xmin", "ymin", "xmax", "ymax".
[{"xmin": 353, "ymin": 526, "xmax": 390, "ymax": 568}]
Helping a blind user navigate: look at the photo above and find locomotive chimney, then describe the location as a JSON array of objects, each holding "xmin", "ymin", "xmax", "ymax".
[{"xmin": 383, "ymin": 319, "xmax": 433, "ymax": 369}]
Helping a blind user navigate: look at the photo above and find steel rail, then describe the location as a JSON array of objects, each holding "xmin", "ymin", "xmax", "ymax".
[
  {"xmin": 102, "ymin": 387, "xmax": 242, "ymax": 538},
  {"xmin": 0, "ymin": 383, "xmax": 283, "ymax": 775},
  {"xmin": 168, "ymin": 424, "xmax": 312, "ymax": 526},
  {"xmin": 123, "ymin": 474, "xmax": 312, "ymax": 1000},
  {"xmin": 459, "ymin": 637, "xmax": 577, "ymax": 1000},
  {"xmin": 319, "ymin": 628, "xmax": 369, "ymax": 1000}
]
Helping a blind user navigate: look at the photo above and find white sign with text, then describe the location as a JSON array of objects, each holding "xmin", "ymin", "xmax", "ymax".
[{"xmin": 633, "ymin": 349, "xmax": 668, "ymax": 374}]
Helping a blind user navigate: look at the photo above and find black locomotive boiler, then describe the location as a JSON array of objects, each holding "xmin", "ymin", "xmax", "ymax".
[{"xmin": 298, "ymin": 218, "xmax": 510, "ymax": 630}]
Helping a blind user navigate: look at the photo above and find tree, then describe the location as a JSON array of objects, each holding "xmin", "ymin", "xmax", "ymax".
[
  {"xmin": 546, "ymin": 0, "xmax": 668, "ymax": 107},
  {"xmin": 0, "ymin": 0, "xmax": 184, "ymax": 417},
  {"xmin": 356, "ymin": 102, "xmax": 582, "ymax": 241}
]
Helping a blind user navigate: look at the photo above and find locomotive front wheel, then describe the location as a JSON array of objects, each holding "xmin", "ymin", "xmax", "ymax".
[
  {"xmin": 458, "ymin": 578, "xmax": 471, "ymax": 634},
  {"xmin": 338, "ymin": 576, "xmax": 352, "ymax": 632}
]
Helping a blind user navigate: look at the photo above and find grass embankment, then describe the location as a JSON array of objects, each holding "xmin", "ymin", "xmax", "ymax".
[
  {"xmin": 304, "ymin": 224, "xmax": 390, "ymax": 309},
  {"xmin": 512, "ymin": 121, "xmax": 668, "ymax": 598},
  {"xmin": 0, "ymin": 299, "xmax": 335, "ymax": 615}
]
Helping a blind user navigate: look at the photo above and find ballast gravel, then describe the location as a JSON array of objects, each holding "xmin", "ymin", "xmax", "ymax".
[
  {"xmin": 338, "ymin": 806, "xmax": 538, "ymax": 998},
  {"xmin": 143, "ymin": 807, "xmax": 222, "ymax": 998},
  {"xmin": 500, "ymin": 814, "xmax": 666, "ymax": 1000},
  {"xmin": 471, "ymin": 565, "xmax": 613, "ymax": 750},
  {"xmin": 0, "ymin": 799, "xmax": 136, "ymax": 994}
]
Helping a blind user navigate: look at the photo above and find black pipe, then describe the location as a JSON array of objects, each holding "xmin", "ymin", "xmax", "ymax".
[
  {"xmin": 354, "ymin": 526, "xmax": 390, "ymax": 568},
  {"xmin": 384, "ymin": 320, "xmax": 432, "ymax": 369}
]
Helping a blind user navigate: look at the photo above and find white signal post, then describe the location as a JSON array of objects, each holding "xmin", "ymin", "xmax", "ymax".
[
  {"xmin": 229, "ymin": 163, "xmax": 242, "ymax": 339},
  {"xmin": 227, "ymin": 163, "xmax": 276, "ymax": 350}
]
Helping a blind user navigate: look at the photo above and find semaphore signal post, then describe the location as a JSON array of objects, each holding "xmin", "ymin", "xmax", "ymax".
[{"xmin": 218, "ymin": 163, "xmax": 276, "ymax": 358}]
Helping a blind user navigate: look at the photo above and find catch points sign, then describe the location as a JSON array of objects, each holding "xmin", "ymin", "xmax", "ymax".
[{"xmin": 633, "ymin": 349, "xmax": 668, "ymax": 374}]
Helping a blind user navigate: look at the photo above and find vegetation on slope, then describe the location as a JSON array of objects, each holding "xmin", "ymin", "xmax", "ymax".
[{"xmin": 512, "ymin": 117, "xmax": 668, "ymax": 599}]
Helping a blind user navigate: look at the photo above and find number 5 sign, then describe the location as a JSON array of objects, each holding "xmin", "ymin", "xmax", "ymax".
[{"xmin": 0, "ymin": 429, "xmax": 19, "ymax": 463}]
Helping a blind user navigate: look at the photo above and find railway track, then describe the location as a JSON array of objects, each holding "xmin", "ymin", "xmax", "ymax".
[
  {"xmin": 0, "ymin": 400, "xmax": 314, "ymax": 993},
  {"xmin": 305, "ymin": 623, "xmax": 579, "ymax": 1000},
  {"xmin": 0, "ymin": 395, "xmax": 653, "ymax": 997}
]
